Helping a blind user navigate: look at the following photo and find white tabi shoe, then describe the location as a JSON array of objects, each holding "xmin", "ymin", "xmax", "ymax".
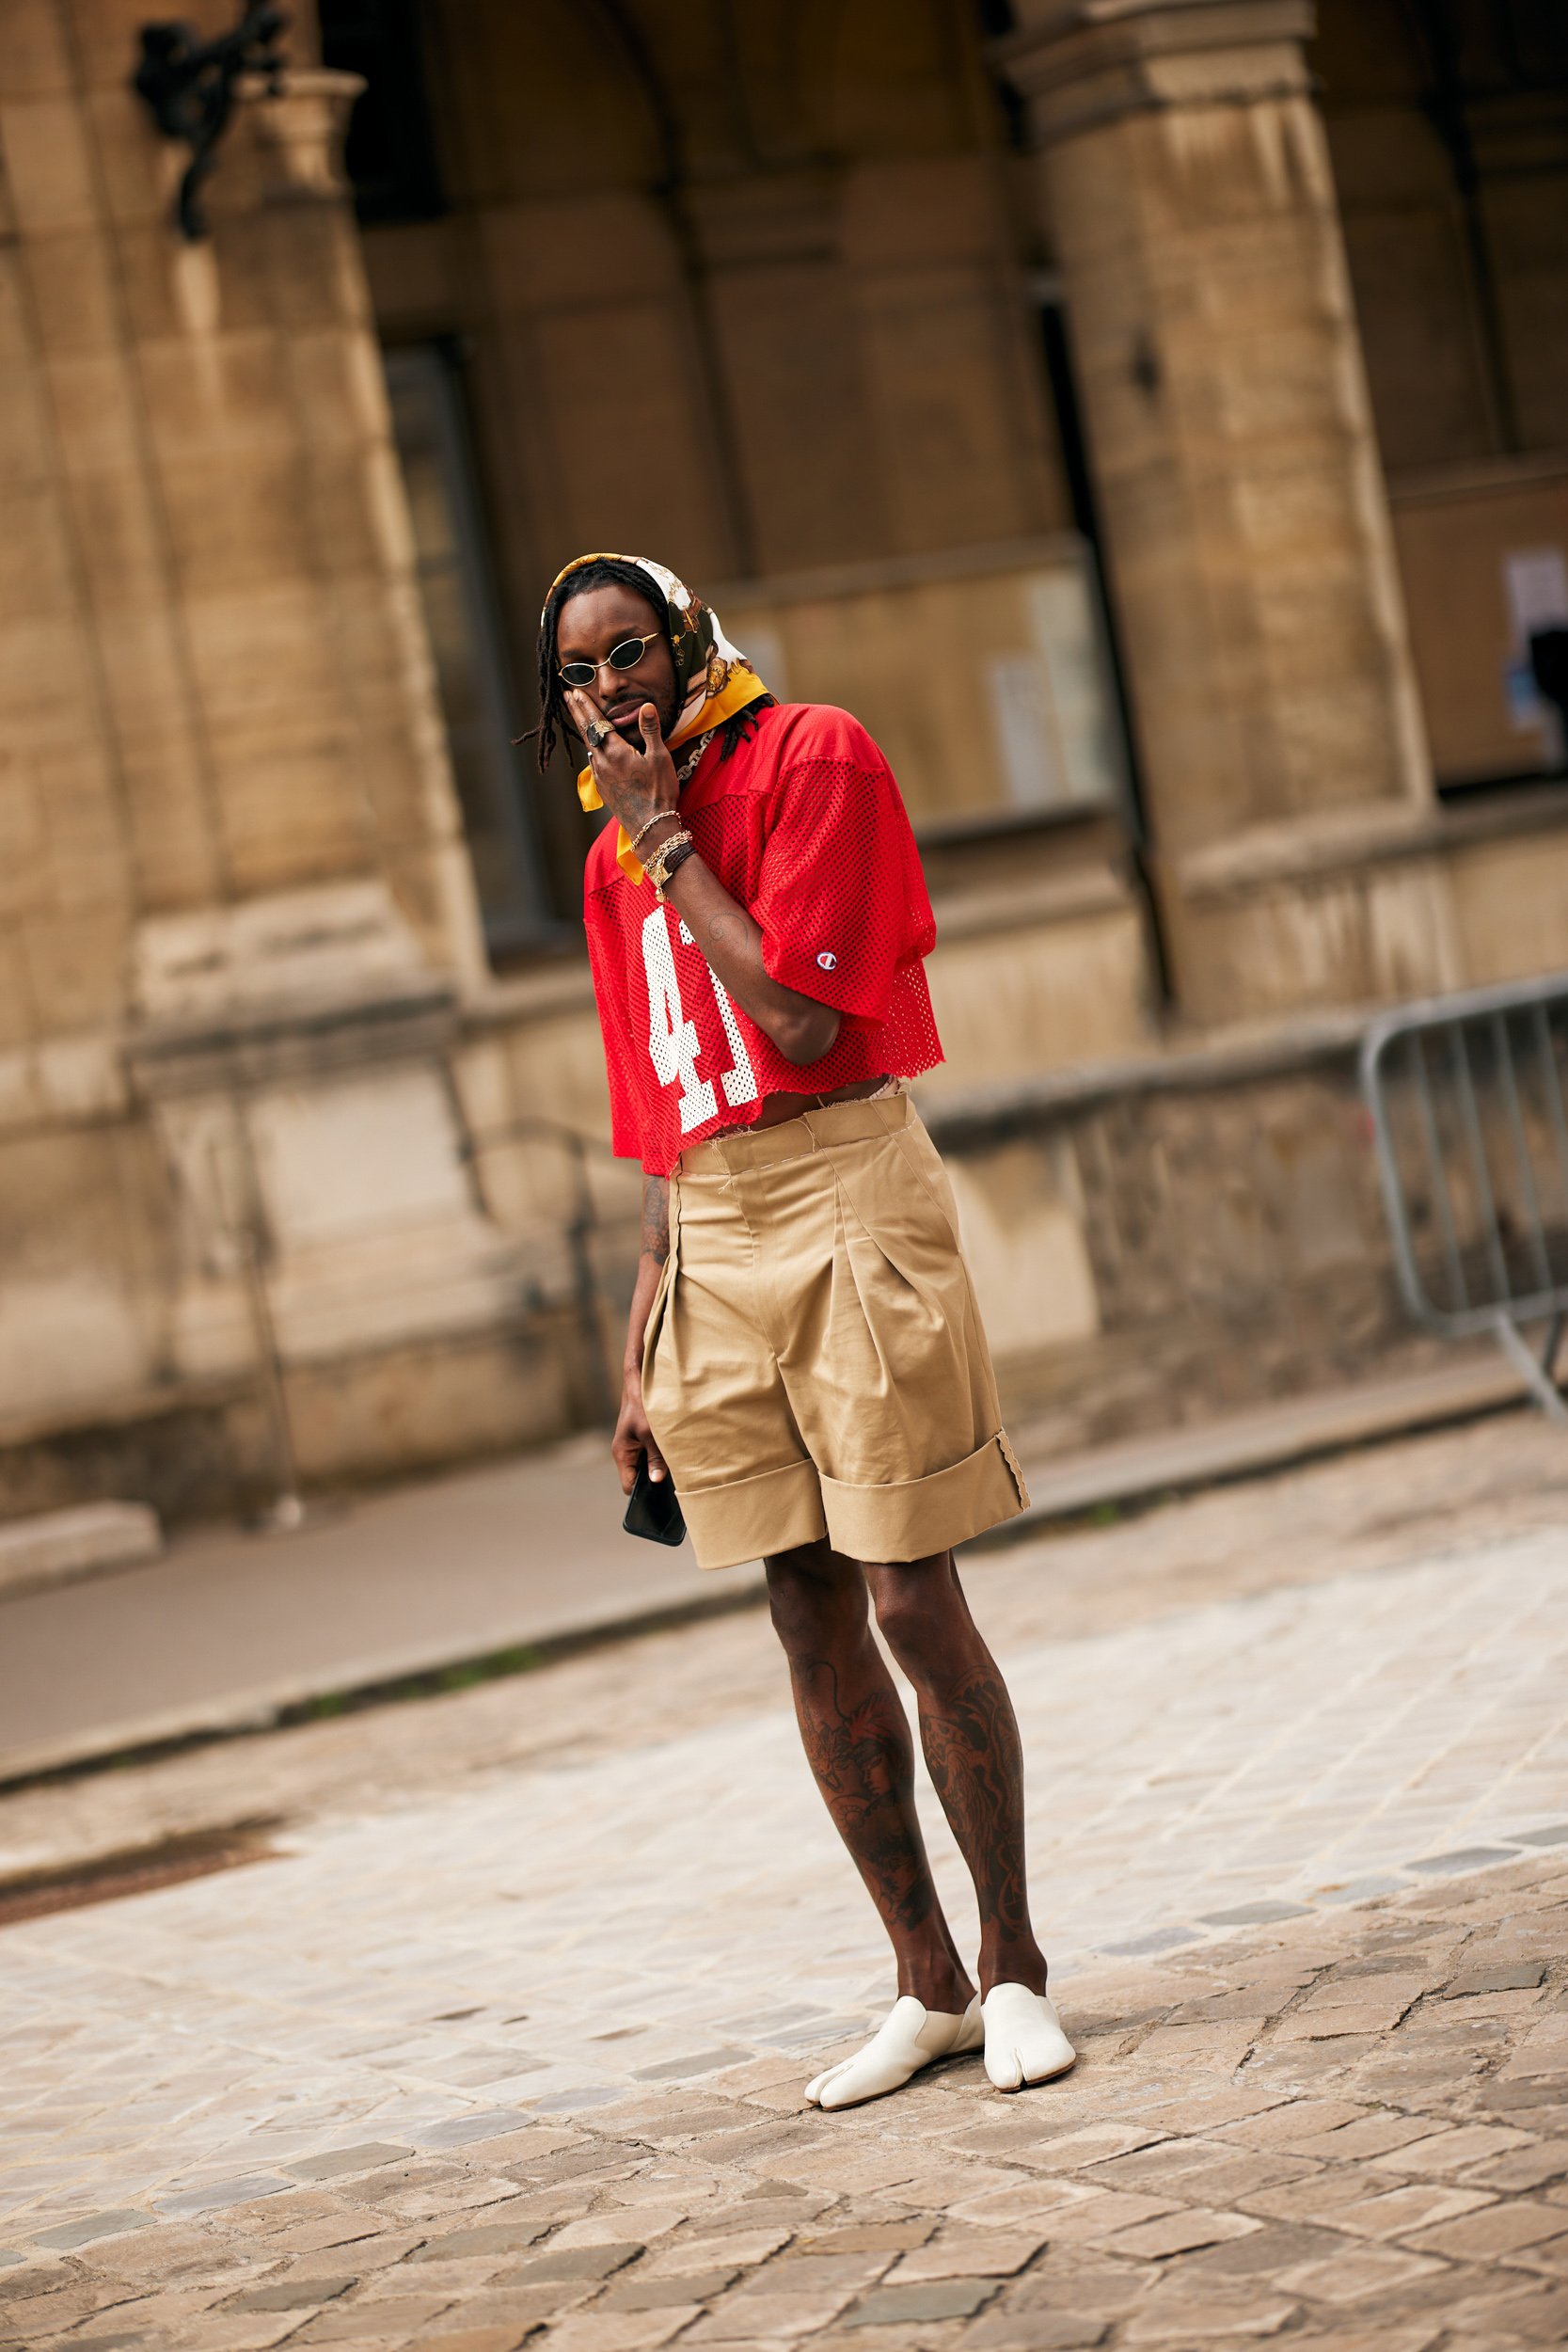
[
  {"xmin": 804, "ymin": 1993, "xmax": 984, "ymax": 2112},
  {"xmin": 981, "ymin": 1982, "xmax": 1076, "ymax": 2090}
]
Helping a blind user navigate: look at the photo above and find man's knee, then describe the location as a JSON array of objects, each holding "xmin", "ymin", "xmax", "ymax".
[
  {"xmin": 766, "ymin": 1540, "xmax": 863, "ymax": 1653},
  {"xmin": 868, "ymin": 1555, "xmax": 962, "ymax": 1683}
]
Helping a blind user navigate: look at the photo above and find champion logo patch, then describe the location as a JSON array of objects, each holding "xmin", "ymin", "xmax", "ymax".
[{"xmin": 816, "ymin": 951, "xmax": 838, "ymax": 971}]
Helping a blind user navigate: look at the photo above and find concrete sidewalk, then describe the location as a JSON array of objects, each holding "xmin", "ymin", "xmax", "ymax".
[
  {"xmin": 0, "ymin": 1353, "xmax": 1533, "ymax": 1785},
  {"xmin": 0, "ymin": 1438, "xmax": 764, "ymax": 1785}
]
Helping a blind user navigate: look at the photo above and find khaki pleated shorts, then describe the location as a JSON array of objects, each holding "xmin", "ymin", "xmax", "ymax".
[{"xmin": 641, "ymin": 1093, "xmax": 1031, "ymax": 1571}]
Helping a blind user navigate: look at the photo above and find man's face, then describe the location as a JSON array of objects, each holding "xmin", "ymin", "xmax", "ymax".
[{"xmin": 557, "ymin": 584, "xmax": 681, "ymax": 748}]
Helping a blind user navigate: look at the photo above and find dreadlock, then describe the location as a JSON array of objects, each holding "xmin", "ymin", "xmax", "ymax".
[{"xmin": 532, "ymin": 557, "xmax": 773, "ymax": 773}]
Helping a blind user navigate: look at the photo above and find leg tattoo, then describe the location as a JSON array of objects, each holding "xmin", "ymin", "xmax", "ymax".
[
  {"xmin": 919, "ymin": 1665, "xmax": 1035, "ymax": 1959},
  {"xmin": 792, "ymin": 1658, "xmax": 936, "ymax": 1934},
  {"xmin": 869, "ymin": 1556, "xmax": 1049, "ymax": 1997},
  {"xmin": 768, "ymin": 1545, "xmax": 974, "ymax": 2011}
]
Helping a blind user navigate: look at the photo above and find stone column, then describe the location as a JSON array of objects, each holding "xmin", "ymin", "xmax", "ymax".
[
  {"xmin": 999, "ymin": 0, "xmax": 1458, "ymax": 1019},
  {"xmin": 0, "ymin": 7, "xmax": 558, "ymax": 1487}
]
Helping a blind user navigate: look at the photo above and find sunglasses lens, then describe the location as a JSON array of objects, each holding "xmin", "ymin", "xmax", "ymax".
[
  {"xmin": 559, "ymin": 661, "xmax": 595, "ymax": 687},
  {"xmin": 608, "ymin": 637, "xmax": 648, "ymax": 671}
]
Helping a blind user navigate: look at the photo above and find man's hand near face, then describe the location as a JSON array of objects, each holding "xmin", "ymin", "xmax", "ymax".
[{"xmin": 567, "ymin": 687, "xmax": 680, "ymax": 846}]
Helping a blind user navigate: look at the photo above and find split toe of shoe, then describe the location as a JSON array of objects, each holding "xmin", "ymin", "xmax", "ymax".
[
  {"xmin": 805, "ymin": 1993, "xmax": 984, "ymax": 2111},
  {"xmin": 981, "ymin": 1982, "xmax": 1076, "ymax": 2090}
]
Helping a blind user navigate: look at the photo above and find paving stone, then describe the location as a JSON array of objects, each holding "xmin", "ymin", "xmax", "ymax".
[
  {"xmin": 1365, "ymin": 2123, "xmax": 1529, "ymax": 2175},
  {"xmin": 596, "ymin": 2268, "xmax": 738, "ymax": 2309},
  {"xmin": 1402, "ymin": 2199, "xmax": 1568, "ymax": 2259},
  {"xmin": 283, "ymin": 2148, "xmax": 411, "ymax": 2183},
  {"xmin": 1441, "ymin": 2280, "xmax": 1568, "ymax": 2340},
  {"xmin": 842, "ymin": 2276, "xmax": 1002, "ymax": 2323},
  {"xmin": 404, "ymin": 2284, "xmax": 591, "ymax": 2333},
  {"xmin": 884, "ymin": 2233, "xmax": 1043, "ymax": 2280},
  {"xmin": 225, "ymin": 2274, "xmax": 357, "ymax": 2312},
  {"xmin": 683, "ymin": 2286, "xmax": 856, "ymax": 2338},
  {"xmin": 963, "ymin": 2311, "xmax": 1112, "ymax": 2349},
  {"xmin": 1097, "ymin": 2208, "xmax": 1262, "ymax": 2259},
  {"xmin": 641, "ymin": 2227, "xmax": 794, "ymax": 2275},
  {"xmin": 1272, "ymin": 2237, "xmax": 1448, "ymax": 2303},
  {"xmin": 414, "ymin": 2113, "xmax": 537, "ymax": 2151},
  {"xmin": 413, "ymin": 2329, "xmax": 533, "ymax": 2352},
  {"xmin": 1119, "ymin": 2281, "xmax": 1298, "ymax": 2340},
  {"xmin": 1274, "ymin": 2002, "xmax": 1412, "ymax": 2039},
  {"xmin": 283, "ymin": 2286, "xmax": 458, "ymax": 2333},
  {"xmin": 1465, "ymin": 2144, "xmax": 1568, "ymax": 2192},
  {"xmin": 1319, "ymin": 2181, "xmax": 1497, "ymax": 2239},
  {"xmin": 407, "ymin": 2218, "xmax": 553, "ymax": 2261},
  {"xmin": 1199, "ymin": 1903, "xmax": 1314, "ymax": 1928},
  {"xmin": 1445, "ymin": 1967, "xmax": 1548, "ymax": 1996},
  {"xmin": 543, "ymin": 2314, "xmax": 699, "ymax": 2351},
  {"xmin": 27, "ymin": 2210, "xmax": 156, "ymax": 2249},
  {"xmin": 796, "ymin": 2224, "xmax": 930, "ymax": 2255},
  {"xmin": 155, "ymin": 2177, "xmax": 294, "ymax": 2217},
  {"xmin": 506, "ymin": 2241, "xmax": 643, "ymax": 2282},
  {"xmin": 630, "ymin": 2050, "xmax": 752, "ymax": 2082},
  {"xmin": 1264, "ymin": 2331, "xmax": 1441, "ymax": 2352},
  {"xmin": 1407, "ymin": 1847, "xmax": 1524, "ymax": 1874}
]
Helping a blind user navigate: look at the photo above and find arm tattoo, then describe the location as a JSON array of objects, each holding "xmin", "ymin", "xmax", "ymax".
[
  {"xmin": 705, "ymin": 909, "xmax": 755, "ymax": 953},
  {"xmin": 641, "ymin": 1174, "xmax": 670, "ymax": 1263}
]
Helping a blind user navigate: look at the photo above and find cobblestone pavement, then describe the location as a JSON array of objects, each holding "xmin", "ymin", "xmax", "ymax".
[{"xmin": 2, "ymin": 1412, "xmax": 1568, "ymax": 2348}]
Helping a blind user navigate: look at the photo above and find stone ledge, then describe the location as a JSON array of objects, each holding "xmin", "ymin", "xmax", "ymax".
[
  {"xmin": 929, "ymin": 864, "xmax": 1133, "ymax": 944},
  {"xmin": 1169, "ymin": 785, "xmax": 1568, "ymax": 905},
  {"xmin": 0, "ymin": 1502, "xmax": 163, "ymax": 1601},
  {"xmin": 919, "ymin": 1002, "xmax": 1369, "ymax": 1144},
  {"xmin": 123, "ymin": 980, "xmax": 459, "ymax": 1099},
  {"xmin": 461, "ymin": 964, "xmax": 600, "ymax": 1031}
]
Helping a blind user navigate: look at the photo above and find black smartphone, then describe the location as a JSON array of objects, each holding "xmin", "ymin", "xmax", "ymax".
[{"xmin": 623, "ymin": 1452, "xmax": 687, "ymax": 1547}]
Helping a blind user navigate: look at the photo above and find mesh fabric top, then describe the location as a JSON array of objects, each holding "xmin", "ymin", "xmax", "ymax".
[{"xmin": 583, "ymin": 704, "xmax": 942, "ymax": 1176}]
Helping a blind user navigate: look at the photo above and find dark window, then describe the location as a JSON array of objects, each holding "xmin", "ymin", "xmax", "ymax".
[
  {"xmin": 318, "ymin": 0, "xmax": 444, "ymax": 223},
  {"xmin": 385, "ymin": 344, "xmax": 554, "ymax": 955}
]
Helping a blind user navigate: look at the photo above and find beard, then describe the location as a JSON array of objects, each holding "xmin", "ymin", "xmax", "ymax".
[{"xmin": 609, "ymin": 686, "xmax": 680, "ymax": 748}]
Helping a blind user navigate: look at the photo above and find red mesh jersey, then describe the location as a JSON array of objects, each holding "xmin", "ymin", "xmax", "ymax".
[{"xmin": 583, "ymin": 703, "xmax": 942, "ymax": 1176}]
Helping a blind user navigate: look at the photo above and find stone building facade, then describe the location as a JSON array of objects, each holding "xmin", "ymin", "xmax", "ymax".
[{"xmin": 2, "ymin": 0, "xmax": 1565, "ymax": 1516}]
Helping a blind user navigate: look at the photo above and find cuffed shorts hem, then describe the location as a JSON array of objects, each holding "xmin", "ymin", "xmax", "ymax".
[
  {"xmin": 679, "ymin": 1432, "xmax": 1031, "ymax": 1572},
  {"xmin": 678, "ymin": 1458, "xmax": 828, "ymax": 1573},
  {"xmin": 821, "ymin": 1431, "xmax": 1031, "ymax": 1564}
]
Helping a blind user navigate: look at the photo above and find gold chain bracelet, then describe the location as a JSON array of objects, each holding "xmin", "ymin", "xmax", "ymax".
[{"xmin": 643, "ymin": 827, "xmax": 694, "ymax": 903}]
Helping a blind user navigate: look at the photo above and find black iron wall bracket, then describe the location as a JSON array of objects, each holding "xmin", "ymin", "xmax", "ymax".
[{"xmin": 132, "ymin": 6, "xmax": 290, "ymax": 240}]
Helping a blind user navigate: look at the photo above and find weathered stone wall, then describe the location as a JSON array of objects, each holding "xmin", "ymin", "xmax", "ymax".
[{"xmin": 928, "ymin": 1022, "xmax": 1467, "ymax": 1459}]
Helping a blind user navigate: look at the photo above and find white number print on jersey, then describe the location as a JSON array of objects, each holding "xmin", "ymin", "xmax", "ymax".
[{"xmin": 641, "ymin": 907, "xmax": 758, "ymax": 1132}]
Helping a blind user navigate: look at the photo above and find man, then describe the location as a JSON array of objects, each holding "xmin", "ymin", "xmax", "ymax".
[{"xmin": 537, "ymin": 553, "xmax": 1075, "ymax": 2107}]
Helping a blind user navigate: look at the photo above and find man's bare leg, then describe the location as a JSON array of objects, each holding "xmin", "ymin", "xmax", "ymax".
[
  {"xmin": 766, "ymin": 1539, "xmax": 974, "ymax": 2013},
  {"xmin": 862, "ymin": 1551, "xmax": 1049, "ymax": 1999}
]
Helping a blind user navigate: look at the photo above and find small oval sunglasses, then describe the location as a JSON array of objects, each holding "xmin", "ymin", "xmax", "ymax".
[{"xmin": 557, "ymin": 633, "xmax": 662, "ymax": 691}]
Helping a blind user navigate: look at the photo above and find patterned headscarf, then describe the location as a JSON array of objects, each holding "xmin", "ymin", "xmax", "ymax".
[{"xmin": 544, "ymin": 553, "xmax": 772, "ymax": 885}]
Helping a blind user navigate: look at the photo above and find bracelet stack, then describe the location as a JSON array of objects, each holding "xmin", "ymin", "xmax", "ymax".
[{"xmin": 644, "ymin": 828, "xmax": 696, "ymax": 903}]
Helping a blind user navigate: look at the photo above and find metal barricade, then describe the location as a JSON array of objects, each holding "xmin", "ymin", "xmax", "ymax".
[{"xmin": 1360, "ymin": 974, "xmax": 1568, "ymax": 1424}]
